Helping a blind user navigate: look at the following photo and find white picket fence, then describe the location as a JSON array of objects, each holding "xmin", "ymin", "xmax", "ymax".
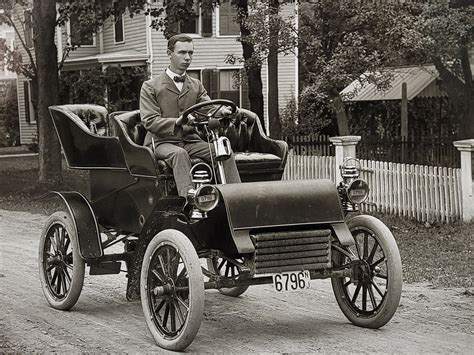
[{"xmin": 282, "ymin": 154, "xmax": 462, "ymax": 223}]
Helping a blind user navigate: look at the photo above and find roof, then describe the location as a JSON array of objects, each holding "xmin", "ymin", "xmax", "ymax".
[
  {"xmin": 63, "ymin": 50, "xmax": 148, "ymax": 69},
  {"xmin": 340, "ymin": 65, "xmax": 443, "ymax": 102}
]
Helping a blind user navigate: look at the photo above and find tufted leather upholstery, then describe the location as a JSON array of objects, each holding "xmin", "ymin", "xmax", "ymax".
[
  {"xmin": 57, "ymin": 104, "xmax": 110, "ymax": 136},
  {"xmin": 111, "ymin": 108, "xmax": 288, "ymax": 181},
  {"xmin": 224, "ymin": 109, "xmax": 288, "ymax": 181}
]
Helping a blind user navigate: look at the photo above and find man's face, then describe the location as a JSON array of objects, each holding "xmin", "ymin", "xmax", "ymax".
[{"xmin": 168, "ymin": 41, "xmax": 194, "ymax": 74}]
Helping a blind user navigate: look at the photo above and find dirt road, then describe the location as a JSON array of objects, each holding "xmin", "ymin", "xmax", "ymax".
[{"xmin": 0, "ymin": 209, "xmax": 473, "ymax": 353}]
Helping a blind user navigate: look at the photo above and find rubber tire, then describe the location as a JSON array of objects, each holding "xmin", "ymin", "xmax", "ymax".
[
  {"xmin": 38, "ymin": 211, "xmax": 85, "ymax": 310},
  {"xmin": 331, "ymin": 215, "xmax": 402, "ymax": 329},
  {"xmin": 140, "ymin": 229, "xmax": 204, "ymax": 351},
  {"xmin": 206, "ymin": 257, "xmax": 249, "ymax": 297}
]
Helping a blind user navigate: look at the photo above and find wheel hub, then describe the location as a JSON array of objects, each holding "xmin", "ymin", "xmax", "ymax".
[
  {"xmin": 47, "ymin": 252, "xmax": 64, "ymax": 266},
  {"xmin": 354, "ymin": 260, "xmax": 372, "ymax": 285}
]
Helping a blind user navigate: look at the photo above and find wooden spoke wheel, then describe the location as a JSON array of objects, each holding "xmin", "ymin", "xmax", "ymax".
[
  {"xmin": 331, "ymin": 215, "xmax": 402, "ymax": 329},
  {"xmin": 140, "ymin": 230, "xmax": 204, "ymax": 351},
  {"xmin": 207, "ymin": 256, "xmax": 249, "ymax": 297},
  {"xmin": 38, "ymin": 211, "xmax": 85, "ymax": 310}
]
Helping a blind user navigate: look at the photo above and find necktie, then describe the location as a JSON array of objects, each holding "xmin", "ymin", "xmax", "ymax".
[{"xmin": 173, "ymin": 75, "xmax": 185, "ymax": 83}]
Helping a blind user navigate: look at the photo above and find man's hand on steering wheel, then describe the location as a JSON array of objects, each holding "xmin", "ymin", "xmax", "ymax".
[
  {"xmin": 177, "ymin": 99, "xmax": 238, "ymax": 127},
  {"xmin": 176, "ymin": 113, "xmax": 196, "ymax": 127},
  {"xmin": 219, "ymin": 106, "xmax": 236, "ymax": 117}
]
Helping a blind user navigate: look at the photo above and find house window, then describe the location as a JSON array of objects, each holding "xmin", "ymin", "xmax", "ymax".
[
  {"xmin": 114, "ymin": 3, "xmax": 125, "ymax": 43},
  {"xmin": 69, "ymin": 13, "xmax": 95, "ymax": 46},
  {"xmin": 219, "ymin": 70, "xmax": 240, "ymax": 104},
  {"xmin": 24, "ymin": 10, "xmax": 33, "ymax": 48},
  {"xmin": 23, "ymin": 80, "xmax": 36, "ymax": 124},
  {"xmin": 175, "ymin": 2, "xmax": 212, "ymax": 37},
  {"xmin": 219, "ymin": 0, "xmax": 240, "ymax": 36},
  {"xmin": 202, "ymin": 69, "xmax": 249, "ymax": 109}
]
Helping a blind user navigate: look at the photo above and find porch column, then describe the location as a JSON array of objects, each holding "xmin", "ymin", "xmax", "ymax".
[
  {"xmin": 329, "ymin": 136, "xmax": 361, "ymax": 184},
  {"xmin": 453, "ymin": 139, "xmax": 474, "ymax": 222}
]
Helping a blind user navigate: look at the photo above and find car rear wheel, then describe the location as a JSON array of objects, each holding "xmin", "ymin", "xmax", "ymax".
[
  {"xmin": 331, "ymin": 215, "xmax": 402, "ymax": 329},
  {"xmin": 38, "ymin": 211, "xmax": 85, "ymax": 310},
  {"xmin": 207, "ymin": 256, "xmax": 249, "ymax": 297},
  {"xmin": 140, "ymin": 229, "xmax": 204, "ymax": 351}
]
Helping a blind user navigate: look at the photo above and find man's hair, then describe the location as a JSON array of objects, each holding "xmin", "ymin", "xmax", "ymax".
[{"xmin": 167, "ymin": 34, "xmax": 193, "ymax": 51}]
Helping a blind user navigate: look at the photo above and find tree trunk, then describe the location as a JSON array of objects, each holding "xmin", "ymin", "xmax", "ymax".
[
  {"xmin": 235, "ymin": 0, "xmax": 265, "ymax": 131},
  {"xmin": 33, "ymin": 0, "xmax": 62, "ymax": 185},
  {"xmin": 433, "ymin": 54, "xmax": 474, "ymax": 140},
  {"xmin": 331, "ymin": 93, "xmax": 350, "ymax": 136},
  {"xmin": 267, "ymin": 0, "xmax": 281, "ymax": 139}
]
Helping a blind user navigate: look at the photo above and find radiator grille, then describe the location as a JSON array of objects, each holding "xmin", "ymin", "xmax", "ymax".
[{"xmin": 253, "ymin": 229, "xmax": 332, "ymax": 274}]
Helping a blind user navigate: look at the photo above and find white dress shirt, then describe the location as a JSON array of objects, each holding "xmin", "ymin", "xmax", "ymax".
[{"xmin": 166, "ymin": 68, "xmax": 185, "ymax": 92}]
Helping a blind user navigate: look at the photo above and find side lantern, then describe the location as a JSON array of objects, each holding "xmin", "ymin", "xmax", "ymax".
[
  {"xmin": 338, "ymin": 158, "xmax": 369, "ymax": 211},
  {"xmin": 186, "ymin": 163, "xmax": 220, "ymax": 219}
]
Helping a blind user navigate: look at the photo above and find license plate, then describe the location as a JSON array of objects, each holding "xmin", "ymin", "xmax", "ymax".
[
  {"xmin": 350, "ymin": 189, "xmax": 366, "ymax": 196},
  {"xmin": 273, "ymin": 270, "xmax": 311, "ymax": 292},
  {"xmin": 197, "ymin": 194, "xmax": 216, "ymax": 203}
]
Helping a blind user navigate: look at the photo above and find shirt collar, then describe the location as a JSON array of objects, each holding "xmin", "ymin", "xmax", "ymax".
[{"xmin": 166, "ymin": 67, "xmax": 186, "ymax": 81}]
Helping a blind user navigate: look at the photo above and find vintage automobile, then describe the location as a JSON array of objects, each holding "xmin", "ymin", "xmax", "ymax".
[{"xmin": 39, "ymin": 100, "xmax": 402, "ymax": 351}]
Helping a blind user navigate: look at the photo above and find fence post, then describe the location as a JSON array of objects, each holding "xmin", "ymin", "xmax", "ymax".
[
  {"xmin": 453, "ymin": 139, "xmax": 474, "ymax": 222},
  {"xmin": 329, "ymin": 136, "xmax": 361, "ymax": 184}
]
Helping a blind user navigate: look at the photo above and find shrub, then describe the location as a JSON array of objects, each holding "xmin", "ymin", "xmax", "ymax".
[{"xmin": 281, "ymin": 85, "xmax": 338, "ymax": 137}]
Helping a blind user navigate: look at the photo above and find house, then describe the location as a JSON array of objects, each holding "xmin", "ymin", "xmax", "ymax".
[{"xmin": 12, "ymin": 0, "xmax": 298, "ymax": 145}]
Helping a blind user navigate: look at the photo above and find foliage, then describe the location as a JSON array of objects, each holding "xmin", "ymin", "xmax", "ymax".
[
  {"xmin": 246, "ymin": 0, "xmax": 473, "ymax": 137},
  {"xmin": 3, "ymin": 80, "xmax": 19, "ymax": 146},
  {"xmin": 281, "ymin": 87, "xmax": 336, "ymax": 137},
  {"xmin": 59, "ymin": 65, "xmax": 147, "ymax": 112}
]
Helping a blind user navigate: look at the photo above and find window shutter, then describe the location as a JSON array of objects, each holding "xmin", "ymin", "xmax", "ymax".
[
  {"xmin": 201, "ymin": 7, "xmax": 212, "ymax": 37},
  {"xmin": 24, "ymin": 11, "xmax": 33, "ymax": 48},
  {"xmin": 24, "ymin": 81, "xmax": 30, "ymax": 124},
  {"xmin": 241, "ymin": 77, "xmax": 250, "ymax": 109},
  {"xmin": 202, "ymin": 69, "xmax": 219, "ymax": 99},
  {"xmin": 211, "ymin": 69, "xmax": 219, "ymax": 98},
  {"xmin": 202, "ymin": 69, "xmax": 211, "ymax": 96}
]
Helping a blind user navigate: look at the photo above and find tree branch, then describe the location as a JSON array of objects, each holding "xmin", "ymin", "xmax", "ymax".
[
  {"xmin": 1, "ymin": 11, "xmax": 37, "ymax": 77},
  {"xmin": 432, "ymin": 56, "xmax": 466, "ymax": 95}
]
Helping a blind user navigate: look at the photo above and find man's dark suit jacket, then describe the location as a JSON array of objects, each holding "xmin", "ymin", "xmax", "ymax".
[{"xmin": 140, "ymin": 71, "xmax": 211, "ymax": 147}]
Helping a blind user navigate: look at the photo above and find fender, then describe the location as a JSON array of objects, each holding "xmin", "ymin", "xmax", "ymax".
[
  {"xmin": 44, "ymin": 191, "xmax": 103, "ymax": 259},
  {"xmin": 125, "ymin": 196, "xmax": 187, "ymax": 300},
  {"xmin": 216, "ymin": 179, "xmax": 355, "ymax": 250}
]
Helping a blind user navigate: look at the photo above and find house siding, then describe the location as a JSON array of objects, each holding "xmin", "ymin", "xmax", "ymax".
[
  {"xmin": 10, "ymin": 2, "xmax": 37, "ymax": 144},
  {"xmin": 102, "ymin": 10, "xmax": 147, "ymax": 54}
]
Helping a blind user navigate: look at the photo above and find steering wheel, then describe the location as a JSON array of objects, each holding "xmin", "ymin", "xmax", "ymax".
[{"xmin": 176, "ymin": 99, "xmax": 237, "ymax": 126}]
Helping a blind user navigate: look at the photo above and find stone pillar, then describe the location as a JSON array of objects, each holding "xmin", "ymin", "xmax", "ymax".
[
  {"xmin": 329, "ymin": 136, "xmax": 361, "ymax": 184},
  {"xmin": 453, "ymin": 139, "xmax": 474, "ymax": 222}
]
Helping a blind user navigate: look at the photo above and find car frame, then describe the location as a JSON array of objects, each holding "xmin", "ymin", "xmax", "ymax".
[{"xmin": 39, "ymin": 101, "xmax": 402, "ymax": 351}]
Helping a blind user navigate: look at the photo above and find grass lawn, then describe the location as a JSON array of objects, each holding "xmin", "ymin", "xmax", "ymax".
[{"xmin": 1, "ymin": 155, "xmax": 472, "ymax": 288}]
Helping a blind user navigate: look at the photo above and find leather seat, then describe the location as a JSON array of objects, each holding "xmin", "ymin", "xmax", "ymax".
[
  {"xmin": 111, "ymin": 110, "xmax": 202, "ymax": 176},
  {"xmin": 222, "ymin": 109, "xmax": 288, "ymax": 181},
  {"xmin": 48, "ymin": 104, "xmax": 127, "ymax": 169},
  {"xmin": 110, "ymin": 108, "xmax": 288, "ymax": 181}
]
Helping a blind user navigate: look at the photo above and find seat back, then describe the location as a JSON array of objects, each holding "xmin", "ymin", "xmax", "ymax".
[
  {"xmin": 56, "ymin": 104, "xmax": 110, "ymax": 136},
  {"xmin": 48, "ymin": 104, "xmax": 127, "ymax": 169},
  {"xmin": 113, "ymin": 110, "xmax": 147, "ymax": 146},
  {"xmin": 111, "ymin": 110, "xmax": 160, "ymax": 177}
]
